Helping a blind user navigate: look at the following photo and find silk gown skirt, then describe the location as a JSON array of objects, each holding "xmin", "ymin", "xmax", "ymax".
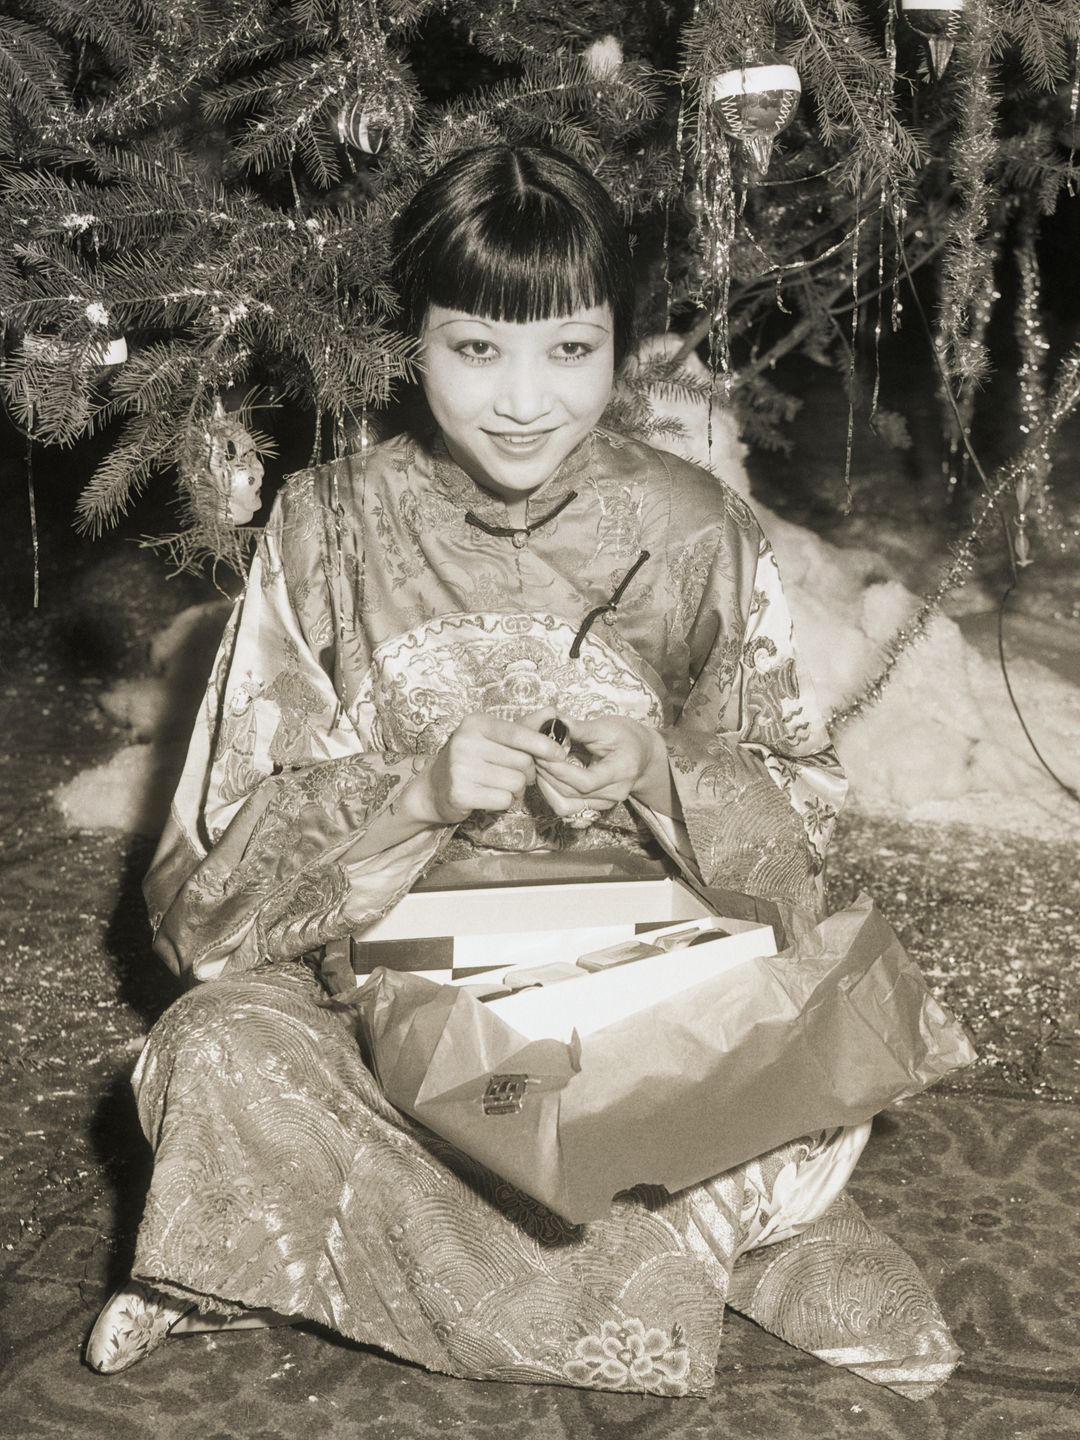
[{"xmin": 128, "ymin": 964, "xmax": 960, "ymax": 1399}]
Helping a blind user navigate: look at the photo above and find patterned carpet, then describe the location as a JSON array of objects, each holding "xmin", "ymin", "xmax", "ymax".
[{"xmin": 2, "ymin": 1089, "xmax": 1078, "ymax": 1440}]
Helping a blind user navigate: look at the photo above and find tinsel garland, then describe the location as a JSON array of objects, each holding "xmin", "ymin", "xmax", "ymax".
[
  {"xmin": 50, "ymin": 4, "xmax": 269, "ymax": 148},
  {"xmin": 831, "ymin": 337, "xmax": 1080, "ymax": 729},
  {"xmin": 936, "ymin": 0, "xmax": 998, "ymax": 387},
  {"xmin": 693, "ymin": 119, "xmax": 737, "ymax": 380},
  {"xmin": 1012, "ymin": 213, "xmax": 1053, "ymax": 567},
  {"xmin": 938, "ymin": 225, "xmax": 1002, "ymax": 494},
  {"xmin": 681, "ymin": 0, "xmax": 739, "ymax": 381}
]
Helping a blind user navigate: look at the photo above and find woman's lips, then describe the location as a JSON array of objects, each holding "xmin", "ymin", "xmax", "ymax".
[{"xmin": 484, "ymin": 429, "xmax": 555, "ymax": 456}]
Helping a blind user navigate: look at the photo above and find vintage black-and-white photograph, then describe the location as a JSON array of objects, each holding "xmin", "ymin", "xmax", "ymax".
[{"xmin": 1, "ymin": 3, "xmax": 1078, "ymax": 1436}]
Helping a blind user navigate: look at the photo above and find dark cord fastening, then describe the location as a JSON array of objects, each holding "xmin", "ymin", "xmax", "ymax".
[
  {"xmin": 570, "ymin": 549, "xmax": 651, "ymax": 658},
  {"xmin": 464, "ymin": 490, "xmax": 578, "ymax": 548}
]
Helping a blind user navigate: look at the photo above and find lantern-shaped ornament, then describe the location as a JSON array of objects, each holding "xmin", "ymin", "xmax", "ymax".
[
  {"xmin": 707, "ymin": 59, "xmax": 801, "ymax": 177},
  {"xmin": 203, "ymin": 400, "xmax": 265, "ymax": 525},
  {"xmin": 900, "ymin": 0, "xmax": 964, "ymax": 81}
]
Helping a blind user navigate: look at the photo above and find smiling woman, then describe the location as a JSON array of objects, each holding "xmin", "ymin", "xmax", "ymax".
[
  {"xmin": 419, "ymin": 306, "xmax": 615, "ymax": 520},
  {"xmin": 84, "ymin": 142, "xmax": 960, "ymax": 1402},
  {"xmin": 394, "ymin": 145, "xmax": 630, "ymax": 520}
]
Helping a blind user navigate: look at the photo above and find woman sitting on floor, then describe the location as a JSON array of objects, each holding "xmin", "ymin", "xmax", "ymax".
[{"xmin": 86, "ymin": 141, "xmax": 958, "ymax": 1399}]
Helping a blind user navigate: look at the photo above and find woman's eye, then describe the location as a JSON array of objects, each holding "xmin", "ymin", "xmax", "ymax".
[
  {"xmin": 554, "ymin": 342, "xmax": 593, "ymax": 362},
  {"xmin": 455, "ymin": 341, "xmax": 497, "ymax": 363}
]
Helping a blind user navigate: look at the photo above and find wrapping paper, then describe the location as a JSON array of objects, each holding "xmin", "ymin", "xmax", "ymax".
[{"xmin": 346, "ymin": 892, "xmax": 975, "ymax": 1223}]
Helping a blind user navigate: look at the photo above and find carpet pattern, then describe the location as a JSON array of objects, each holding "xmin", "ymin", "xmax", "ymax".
[{"xmin": 2, "ymin": 1088, "xmax": 1078, "ymax": 1440}]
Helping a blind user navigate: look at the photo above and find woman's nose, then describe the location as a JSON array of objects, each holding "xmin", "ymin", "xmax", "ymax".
[{"xmin": 492, "ymin": 360, "xmax": 552, "ymax": 425}]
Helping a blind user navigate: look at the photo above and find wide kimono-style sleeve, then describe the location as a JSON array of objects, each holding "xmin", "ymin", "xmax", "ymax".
[
  {"xmin": 144, "ymin": 477, "xmax": 448, "ymax": 984},
  {"xmin": 635, "ymin": 513, "xmax": 847, "ymax": 921}
]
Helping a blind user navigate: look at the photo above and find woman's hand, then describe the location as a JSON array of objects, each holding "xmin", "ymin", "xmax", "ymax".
[
  {"xmin": 534, "ymin": 715, "xmax": 674, "ymax": 820},
  {"xmin": 405, "ymin": 712, "xmax": 568, "ymax": 826}
]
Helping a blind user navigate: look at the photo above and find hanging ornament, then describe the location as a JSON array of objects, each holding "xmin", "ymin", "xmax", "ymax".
[
  {"xmin": 707, "ymin": 57, "xmax": 801, "ymax": 177},
  {"xmin": 13, "ymin": 304, "xmax": 128, "ymax": 445},
  {"xmin": 199, "ymin": 399, "xmax": 265, "ymax": 526},
  {"xmin": 683, "ymin": 185, "xmax": 706, "ymax": 219},
  {"xmin": 899, "ymin": 0, "xmax": 964, "ymax": 82},
  {"xmin": 23, "ymin": 301, "xmax": 128, "ymax": 370},
  {"xmin": 336, "ymin": 102, "xmax": 389, "ymax": 154},
  {"xmin": 685, "ymin": 252, "xmax": 712, "ymax": 291},
  {"xmin": 335, "ymin": 90, "xmax": 410, "ymax": 155}
]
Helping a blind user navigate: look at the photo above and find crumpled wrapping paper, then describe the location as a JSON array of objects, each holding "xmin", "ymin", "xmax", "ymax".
[{"xmin": 343, "ymin": 892, "xmax": 975, "ymax": 1223}]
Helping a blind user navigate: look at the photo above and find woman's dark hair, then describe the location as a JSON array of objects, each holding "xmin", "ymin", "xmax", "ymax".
[{"xmin": 392, "ymin": 144, "xmax": 635, "ymax": 367}]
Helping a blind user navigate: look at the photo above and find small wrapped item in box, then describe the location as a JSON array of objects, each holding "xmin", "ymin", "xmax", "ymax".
[{"xmin": 338, "ymin": 879, "xmax": 975, "ymax": 1224}]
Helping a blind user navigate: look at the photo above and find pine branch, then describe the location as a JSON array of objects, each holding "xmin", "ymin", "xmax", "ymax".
[
  {"xmin": 103, "ymin": 338, "xmax": 197, "ymax": 414},
  {"xmin": 28, "ymin": 0, "xmax": 150, "ymax": 71},
  {"xmin": 999, "ymin": 124, "xmax": 1080, "ymax": 212},
  {"xmin": 777, "ymin": 0, "xmax": 923, "ymax": 187},
  {"xmin": 74, "ymin": 408, "xmax": 181, "ymax": 534},
  {"xmin": 995, "ymin": 0, "xmax": 1077, "ymax": 90},
  {"xmin": 0, "ymin": 14, "xmax": 73, "ymax": 141},
  {"xmin": 201, "ymin": 52, "xmax": 333, "ymax": 122}
]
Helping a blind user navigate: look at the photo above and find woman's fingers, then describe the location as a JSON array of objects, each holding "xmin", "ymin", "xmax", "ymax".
[
  {"xmin": 481, "ymin": 761, "xmax": 533, "ymax": 797},
  {"xmin": 537, "ymin": 755, "xmax": 632, "ymax": 796},
  {"xmin": 475, "ymin": 713, "xmax": 567, "ymax": 763},
  {"xmin": 535, "ymin": 760, "xmax": 595, "ymax": 795},
  {"xmin": 535, "ymin": 775, "xmax": 618, "ymax": 817}
]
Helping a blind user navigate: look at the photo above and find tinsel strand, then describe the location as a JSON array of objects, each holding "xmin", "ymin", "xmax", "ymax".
[
  {"xmin": 937, "ymin": 0, "xmax": 998, "ymax": 387},
  {"xmin": 27, "ymin": 437, "xmax": 39, "ymax": 610},
  {"xmin": 841, "ymin": 180, "xmax": 860, "ymax": 514},
  {"xmin": 1068, "ymin": 40, "xmax": 1079, "ymax": 190},
  {"xmin": 870, "ymin": 0, "xmax": 898, "ymax": 416},
  {"xmin": 939, "ymin": 227, "xmax": 1002, "ymax": 496},
  {"xmin": 868, "ymin": 192, "xmax": 886, "ymax": 424},
  {"xmin": 1013, "ymin": 214, "xmax": 1052, "ymax": 566}
]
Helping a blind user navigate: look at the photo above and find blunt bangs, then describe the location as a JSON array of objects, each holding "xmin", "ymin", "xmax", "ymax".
[{"xmin": 393, "ymin": 145, "xmax": 635, "ymax": 366}]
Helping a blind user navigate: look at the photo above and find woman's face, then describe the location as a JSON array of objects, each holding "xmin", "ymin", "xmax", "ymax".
[{"xmin": 419, "ymin": 303, "xmax": 615, "ymax": 504}]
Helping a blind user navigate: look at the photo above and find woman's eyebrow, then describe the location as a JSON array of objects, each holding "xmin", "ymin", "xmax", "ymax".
[
  {"xmin": 558, "ymin": 320, "xmax": 611, "ymax": 333},
  {"xmin": 430, "ymin": 316, "xmax": 495, "ymax": 331}
]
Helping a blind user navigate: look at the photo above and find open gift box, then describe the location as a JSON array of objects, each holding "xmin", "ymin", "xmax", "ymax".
[
  {"xmin": 331, "ymin": 872, "xmax": 976, "ymax": 1224},
  {"xmin": 337, "ymin": 870, "xmax": 773, "ymax": 984}
]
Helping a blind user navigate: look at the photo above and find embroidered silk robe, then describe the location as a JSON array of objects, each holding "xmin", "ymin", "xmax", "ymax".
[{"xmin": 128, "ymin": 429, "xmax": 960, "ymax": 1399}]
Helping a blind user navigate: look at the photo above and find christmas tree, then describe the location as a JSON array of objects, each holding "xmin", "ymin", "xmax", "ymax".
[{"xmin": 1, "ymin": 0, "xmax": 1077, "ymax": 588}]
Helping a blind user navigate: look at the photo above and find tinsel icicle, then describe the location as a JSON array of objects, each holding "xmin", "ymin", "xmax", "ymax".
[{"xmin": 937, "ymin": 0, "xmax": 998, "ymax": 388}]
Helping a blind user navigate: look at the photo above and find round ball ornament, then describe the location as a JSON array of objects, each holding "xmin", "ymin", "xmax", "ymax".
[
  {"xmin": 335, "ymin": 94, "xmax": 408, "ymax": 155},
  {"xmin": 683, "ymin": 185, "xmax": 707, "ymax": 219},
  {"xmin": 899, "ymin": 0, "xmax": 964, "ymax": 81},
  {"xmin": 707, "ymin": 59, "xmax": 801, "ymax": 177}
]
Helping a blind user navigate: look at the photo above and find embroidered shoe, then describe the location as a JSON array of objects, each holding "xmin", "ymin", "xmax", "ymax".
[{"xmin": 85, "ymin": 1279, "xmax": 196, "ymax": 1374}]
